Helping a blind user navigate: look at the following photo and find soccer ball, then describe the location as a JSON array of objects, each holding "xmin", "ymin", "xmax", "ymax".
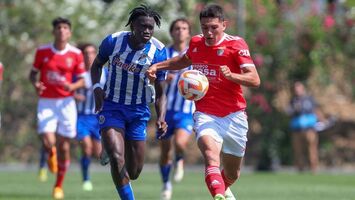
[{"xmin": 178, "ymin": 70, "xmax": 209, "ymax": 101}]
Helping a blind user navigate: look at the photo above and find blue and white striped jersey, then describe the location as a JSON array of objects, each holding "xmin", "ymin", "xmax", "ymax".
[
  {"xmin": 97, "ymin": 31, "xmax": 167, "ymax": 105},
  {"xmin": 77, "ymin": 68, "xmax": 108, "ymax": 115},
  {"xmin": 165, "ymin": 46, "xmax": 195, "ymax": 114}
]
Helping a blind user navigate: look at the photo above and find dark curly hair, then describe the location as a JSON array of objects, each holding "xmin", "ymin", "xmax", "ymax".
[{"xmin": 125, "ymin": 4, "xmax": 161, "ymax": 28}]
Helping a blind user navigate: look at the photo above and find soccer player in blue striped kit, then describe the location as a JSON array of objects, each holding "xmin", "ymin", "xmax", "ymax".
[
  {"xmin": 75, "ymin": 43, "xmax": 107, "ymax": 191},
  {"xmin": 158, "ymin": 18, "xmax": 194, "ymax": 200},
  {"xmin": 90, "ymin": 5, "xmax": 168, "ymax": 200}
]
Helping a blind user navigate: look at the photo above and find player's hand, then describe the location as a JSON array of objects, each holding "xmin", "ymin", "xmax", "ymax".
[
  {"xmin": 220, "ymin": 65, "xmax": 233, "ymax": 80},
  {"xmin": 146, "ymin": 65, "xmax": 157, "ymax": 82},
  {"xmin": 156, "ymin": 120, "xmax": 168, "ymax": 139},
  {"xmin": 74, "ymin": 93, "xmax": 86, "ymax": 102},
  {"xmin": 93, "ymin": 87, "xmax": 104, "ymax": 113},
  {"xmin": 63, "ymin": 82, "xmax": 75, "ymax": 92},
  {"xmin": 34, "ymin": 82, "xmax": 46, "ymax": 95}
]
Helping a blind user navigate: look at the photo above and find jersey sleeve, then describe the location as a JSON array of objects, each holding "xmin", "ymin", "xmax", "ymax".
[
  {"xmin": 185, "ymin": 38, "xmax": 196, "ymax": 60},
  {"xmin": 97, "ymin": 34, "xmax": 115, "ymax": 62},
  {"xmin": 234, "ymin": 39, "xmax": 255, "ymax": 68},
  {"xmin": 32, "ymin": 49, "xmax": 42, "ymax": 71},
  {"xmin": 153, "ymin": 47, "xmax": 168, "ymax": 81}
]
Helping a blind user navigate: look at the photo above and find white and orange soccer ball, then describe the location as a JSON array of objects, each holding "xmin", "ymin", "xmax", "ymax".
[{"xmin": 178, "ymin": 70, "xmax": 209, "ymax": 101}]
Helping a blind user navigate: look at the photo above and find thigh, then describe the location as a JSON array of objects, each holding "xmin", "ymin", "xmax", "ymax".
[
  {"xmin": 197, "ymin": 135, "xmax": 222, "ymax": 166},
  {"xmin": 101, "ymin": 127, "xmax": 125, "ymax": 157},
  {"xmin": 305, "ymin": 129, "xmax": 318, "ymax": 150}
]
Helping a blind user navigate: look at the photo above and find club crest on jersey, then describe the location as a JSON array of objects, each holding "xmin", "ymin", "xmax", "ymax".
[
  {"xmin": 98, "ymin": 115, "xmax": 105, "ymax": 124},
  {"xmin": 137, "ymin": 54, "xmax": 148, "ymax": 65},
  {"xmin": 66, "ymin": 58, "xmax": 73, "ymax": 67},
  {"xmin": 192, "ymin": 47, "xmax": 197, "ymax": 52},
  {"xmin": 217, "ymin": 48, "xmax": 224, "ymax": 56}
]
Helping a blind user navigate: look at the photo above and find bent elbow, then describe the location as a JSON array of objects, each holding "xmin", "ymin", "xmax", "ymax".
[{"xmin": 251, "ymin": 78, "xmax": 260, "ymax": 88}]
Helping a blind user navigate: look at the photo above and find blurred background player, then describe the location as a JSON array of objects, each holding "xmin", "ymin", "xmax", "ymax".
[
  {"xmin": 147, "ymin": 4, "xmax": 260, "ymax": 200},
  {"xmin": 75, "ymin": 43, "xmax": 107, "ymax": 191},
  {"xmin": 287, "ymin": 81, "xmax": 323, "ymax": 173},
  {"xmin": 158, "ymin": 18, "xmax": 194, "ymax": 200},
  {"xmin": 29, "ymin": 17, "xmax": 85, "ymax": 199},
  {"xmin": 90, "ymin": 5, "xmax": 168, "ymax": 200}
]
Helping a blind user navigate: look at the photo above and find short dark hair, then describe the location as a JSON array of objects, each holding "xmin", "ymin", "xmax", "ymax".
[
  {"xmin": 169, "ymin": 18, "xmax": 191, "ymax": 34},
  {"xmin": 125, "ymin": 4, "xmax": 161, "ymax": 28},
  {"xmin": 77, "ymin": 43, "xmax": 96, "ymax": 52},
  {"xmin": 52, "ymin": 17, "xmax": 71, "ymax": 29},
  {"xmin": 199, "ymin": 4, "xmax": 225, "ymax": 21}
]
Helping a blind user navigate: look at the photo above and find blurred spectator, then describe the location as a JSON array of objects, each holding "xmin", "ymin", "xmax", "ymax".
[{"xmin": 287, "ymin": 81, "xmax": 322, "ymax": 173}]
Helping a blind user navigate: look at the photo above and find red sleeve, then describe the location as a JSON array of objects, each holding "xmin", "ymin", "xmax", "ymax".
[
  {"xmin": 32, "ymin": 49, "xmax": 42, "ymax": 70},
  {"xmin": 186, "ymin": 39, "xmax": 194, "ymax": 59},
  {"xmin": 74, "ymin": 52, "xmax": 85, "ymax": 77},
  {"xmin": 186, "ymin": 35, "xmax": 200, "ymax": 60},
  {"xmin": 234, "ymin": 39, "xmax": 255, "ymax": 68}
]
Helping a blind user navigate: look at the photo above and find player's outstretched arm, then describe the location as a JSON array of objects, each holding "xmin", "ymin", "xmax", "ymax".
[
  {"xmin": 147, "ymin": 54, "xmax": 192, "ymax": 80},
  {"xmin": 220, "ymin": 65, "xmax": 260, "ymax": 87}
]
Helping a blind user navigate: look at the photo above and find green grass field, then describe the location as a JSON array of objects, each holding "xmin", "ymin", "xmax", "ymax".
[{"xmin": 0, "ymin": 167, "xmax": 354, "ymax": 200}]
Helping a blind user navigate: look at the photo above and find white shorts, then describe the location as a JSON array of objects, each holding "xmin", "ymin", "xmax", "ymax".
[
  {"xmin": 37, "ymin": 97, "xmax": 77, "ymax": 138},
  {"xmin": 193, "ymin": 110, "xmax": 248, "ymax": 157}
]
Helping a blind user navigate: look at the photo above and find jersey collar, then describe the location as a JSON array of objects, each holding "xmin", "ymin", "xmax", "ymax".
[{"xmin": 51, "ymin": 43, "xmax": 70, "ymax": 55}]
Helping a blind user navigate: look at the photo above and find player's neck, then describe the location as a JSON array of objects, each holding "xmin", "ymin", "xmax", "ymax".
[
  {"xmin": 128, "ymin": 35, "xmax": 145, "ymax": 50},
  {"xmin": 53, "ymin": 41, "xmax": 68, "ymax": 51},
  {"xmin": 172, "ymin": 42, "xmax": 187, "ymax": 53}
]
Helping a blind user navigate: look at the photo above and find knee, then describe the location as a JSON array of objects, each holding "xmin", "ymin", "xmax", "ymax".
[{"xmin": 224, "ymin": 169, "xmax": 241, "ymax": 182}]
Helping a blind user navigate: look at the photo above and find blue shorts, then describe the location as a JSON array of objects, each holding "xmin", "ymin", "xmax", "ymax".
[
  {"xmin": 290, "ymin": 113, "xmax": 317, "ymax": 131},
  {"xmin": 157, "ymin": 110, "xmax": 193, "ymax": 139},
  {"xmin": 76, "ymin": 114, "xmax": 101, "ymax": 141},
  {"xmin": 98, "ymin": 100, "xmax": 150, "ymax": 141}
]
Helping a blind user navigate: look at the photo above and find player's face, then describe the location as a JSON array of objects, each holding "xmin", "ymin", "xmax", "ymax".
[
  {"xmin": 131, "ymin": 16, "xmax": 155, "ymax": 44},
  {"xmin": 52, "ymin": 23, "xmax": 71, "ymax": 43},
  {"xmin": 200, "ymin": 17, "xmax": 226, "ymax": 46},
  {"xmin": 171, "ymin": 21, "xmax": 190, "ymax": 44},
  {"xmin": 83, "ymin": 46, "xmax": 96, "ymax": 69}
]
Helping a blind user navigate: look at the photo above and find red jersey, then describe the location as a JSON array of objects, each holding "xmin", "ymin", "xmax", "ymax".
[
  {"xmin": 186, "ymin": 34, "xmax": 255, "ymax": 117},
  {"xmin": 33, "ymin": 44, "xmax": 85, "ymax": 98}
]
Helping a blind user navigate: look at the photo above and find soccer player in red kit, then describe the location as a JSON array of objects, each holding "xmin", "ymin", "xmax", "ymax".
[
  {"xmin": 29, "ymin": 17, "xmax": 85, "ymax": 199},
  {"xmin": 147, "ymin": 4, "xmax": 260, "ymax": 200}
]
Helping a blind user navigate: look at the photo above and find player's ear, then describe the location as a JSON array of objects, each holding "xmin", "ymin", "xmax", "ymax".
[{"xmin": 222, "ymin": 20, "xmax": 227, "ymax": 31}]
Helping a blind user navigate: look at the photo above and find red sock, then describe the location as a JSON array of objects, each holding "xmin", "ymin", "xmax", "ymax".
[
  {"xmin": 221, "ymin": 169, "xmax": 235, "ymax": 190},
  {"xmin": 55, "ymin": 159, "xmax": 70, "ymax": 188},
  {"xmin": 205, "ymin": 166, "xmax": 225, "ymax": 197}
]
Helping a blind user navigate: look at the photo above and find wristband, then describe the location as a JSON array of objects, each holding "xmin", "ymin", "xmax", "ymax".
[{"xmin": 93, "ymin": 83, "xmax": 103, "ymax": 90}]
